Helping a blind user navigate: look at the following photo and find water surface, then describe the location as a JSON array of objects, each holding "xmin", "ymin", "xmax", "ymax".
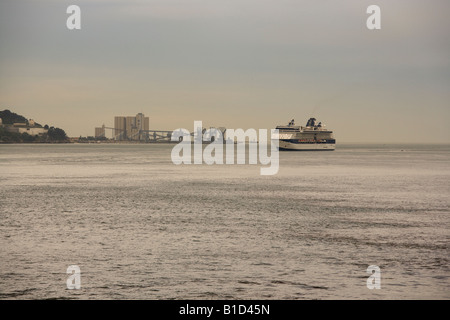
[{"xmin": 0, "ymin": 143, "xmax": 449, "ymax": 299}]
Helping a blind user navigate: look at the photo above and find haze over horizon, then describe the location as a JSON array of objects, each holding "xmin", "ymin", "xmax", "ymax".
[{"xmin": 1, "ymin": 0, "xmax": 449, "ymax": 143}]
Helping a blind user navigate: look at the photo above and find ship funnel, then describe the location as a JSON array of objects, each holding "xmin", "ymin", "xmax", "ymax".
[{"xmin": 306, "ymin": 118, "xmax": 316, "ymax": 127}]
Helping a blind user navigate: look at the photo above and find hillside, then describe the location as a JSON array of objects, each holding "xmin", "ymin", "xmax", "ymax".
[{"xmin": 0, "ymin": 109, "xmax": 68, "ymax": 143}]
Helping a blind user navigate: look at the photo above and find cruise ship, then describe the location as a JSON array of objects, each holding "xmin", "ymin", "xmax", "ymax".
[{"xmin": 274, "ymin": 118, "xmax": 336, "ymax": 151}]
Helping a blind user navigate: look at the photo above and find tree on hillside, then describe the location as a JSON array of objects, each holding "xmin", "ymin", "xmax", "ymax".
[
  {"xmin": 0, "ymin": 109, "xmax": 27, "ymax": 124},
  {"xmin": 47, "ymin": 126, "xmax": 68, "ymax": 141}
]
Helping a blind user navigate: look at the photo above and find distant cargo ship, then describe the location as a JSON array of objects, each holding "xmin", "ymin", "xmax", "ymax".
[{"xmin": 274, "ymin": 118, "xmax": 336, "ymax": 151}]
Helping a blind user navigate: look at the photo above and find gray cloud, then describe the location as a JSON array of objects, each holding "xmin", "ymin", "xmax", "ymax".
[{"xmin": 0, "ymin": 0, "xmax": 449, "ymax": 142}]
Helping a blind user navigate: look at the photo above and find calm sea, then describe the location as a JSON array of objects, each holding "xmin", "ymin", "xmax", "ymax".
[{"xmin": 0, "ymin": 143, "xmax": 449, "ymax": 299}]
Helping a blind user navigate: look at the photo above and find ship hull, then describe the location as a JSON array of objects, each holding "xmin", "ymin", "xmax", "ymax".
[{"xmin": 278, "ymin": 140, "xmax": 335, "ymax": 151}]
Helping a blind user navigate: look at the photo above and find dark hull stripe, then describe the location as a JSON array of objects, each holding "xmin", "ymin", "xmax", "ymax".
[
  {"xmin": 278, "ymin": 147, "xmax": 335, "ymax": 151},
  {"xmin": 280, "ymin": 139, "xmax": 336, "ymax": 144}
]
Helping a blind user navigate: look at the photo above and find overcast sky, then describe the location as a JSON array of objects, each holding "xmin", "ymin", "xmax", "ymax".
[{"xmin": 0, "ymin": 0, "xmax": 449, "ymax": 142}]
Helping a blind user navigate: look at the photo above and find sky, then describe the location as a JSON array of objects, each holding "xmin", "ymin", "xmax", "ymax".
[{"xmin": 0, "ymin": 0, "xmax": 449, "ymax": 143}]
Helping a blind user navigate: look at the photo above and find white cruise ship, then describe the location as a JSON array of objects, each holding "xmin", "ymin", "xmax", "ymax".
[{"xmin": 274, "ymin": 118, "xmax": 336, "ymax": 151}]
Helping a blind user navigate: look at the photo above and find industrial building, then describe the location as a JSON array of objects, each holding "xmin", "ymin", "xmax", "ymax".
[
  {"xmin": 114, "ymin": 113, "xmax": 149, "ymax": 141},
  {"xmin": 92, "ymin": 113, "xmax": 224, "ymax": 143},
  {"xmin": 94, "ymin": 124, "xmax": 105, "ymax": 138}
]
